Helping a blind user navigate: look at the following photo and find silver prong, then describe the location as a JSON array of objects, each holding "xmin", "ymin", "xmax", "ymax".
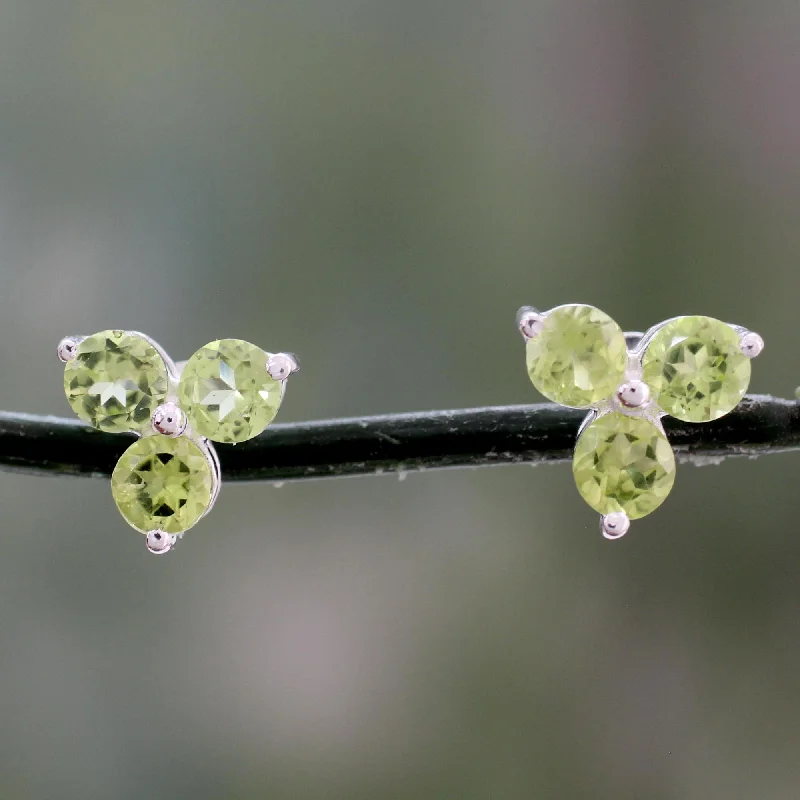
[
  {"xmin": 145, "ymin": 530, "xmax": 177, "ymax": 555},
  {"xmin": 601, "ymin": 511, "xmax": 630, "ymax": 540},
  {"xmin": 203, "ymin": 440, "xmax": 222, "ymax": 513},
  {"xmin": 739, "ymin": 331, "xmax": 764, "ymax": 359},
  {"xmin": 624, "ymin": 331, "xmax": 645, "ymax": 351},
  {"xmin": 267, "ymin": 352, "xmax": 299, "ymax": 381},
  {"xmin": 152, "ymin": 402, "xmax": 188, "ymax": 438},
  {"xmin": 57, "ymin": 336, "xmax": 84, "ymax": 363},
  {"xmin": 614, "ymin": 379, "xmax": 651, "ymax": 410},
  {"xmin": 516, "ymin": 306, "xmax": 543, "ymax": 341},
  {"xmin": 128, "ymin": 331, "xmax": 182, "ymax": 382}
]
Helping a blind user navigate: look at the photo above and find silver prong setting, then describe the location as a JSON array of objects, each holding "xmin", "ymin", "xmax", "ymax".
[
  {"xmin": 739, "ymin": 331, "xmax": 764, "ymax": 359},
  {"xmin": 145, "ymin": 530, "xmax": 177, "ymax": 555},
  {"xmin": 601, "ymin": 511, "xmax": 630, "ymax": 540},
  {"xmin": 267, "ymin": 352, "xmax": 299, "ymax": 381},
  {"xmin": 57, "ymin": 336, "xmax": 83, "ymax": 363},
  {"xmin": 152, "ymin": 402, "xmax": 188, "ymax": 438},
  {"xmin": 614, "ymin": 379, "xmax": 651, "ymax": 411},
  {"xmin": 517, "ymin": 307, "xmax": 544, "ymax": 341}
]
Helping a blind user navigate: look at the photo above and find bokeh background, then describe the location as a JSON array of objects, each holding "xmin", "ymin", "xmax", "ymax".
[{"xmin": 0, "ymin": 2, "xmax": 798, "ymax": 798}]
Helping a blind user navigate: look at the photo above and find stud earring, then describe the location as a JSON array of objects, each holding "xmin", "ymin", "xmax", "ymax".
[
  {"xmin": 518, "ymin": 305, "xmax": 764, "ymax": 539},
  {"xmin": 58, "ymin": 331, "xmax": 298, "ymax": 554}
]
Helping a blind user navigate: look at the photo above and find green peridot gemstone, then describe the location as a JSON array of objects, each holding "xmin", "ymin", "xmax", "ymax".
[
  {"xmin": 111, "ymin": 435, "xmax": 214, "ymax": 534},
  {"xmin": 642, "ymin": 316, "xmax": 750, "ymax": 422},
  {"xmin": 64, "ymin": 330, "xmax": 169, "ymax": 433},
  {"xmin": 526, "ymin": 305, "xmax": 627, "ymax": 408},
  {"xmin": 573, "ymin": 413, "xmax": 676, "ymax": 519},
  {"xmin": 178, "ymin": 339, "xmax": 282, "ymax": 443}
]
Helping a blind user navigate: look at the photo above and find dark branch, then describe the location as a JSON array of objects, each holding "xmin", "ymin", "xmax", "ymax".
[{"xmin": 0, "ymin": 395, "xmax": 797, "ymax": 483}]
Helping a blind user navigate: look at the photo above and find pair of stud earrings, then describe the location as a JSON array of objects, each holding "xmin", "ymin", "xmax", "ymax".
[{"xmin": 57, "ymin": 306, "xmax": 763, "ymax": 553}]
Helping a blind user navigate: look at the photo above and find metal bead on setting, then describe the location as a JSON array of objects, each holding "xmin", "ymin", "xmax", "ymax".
[
  {"xmin": 152, "ymin": 402, "xmax": 188, "ymax": 437},
  {"xmin": 601, "ymin": 512, "xmax": 631, "ymax": 540},
  {"xmin": 615, "ymin": 380, "xmax": 650, "ymax": 410},
  {"xmin": 145, "ymin": 530, "xmax": 177, "ymax": 555},
  {"xmin": 517, "ymin": 307, "xmax": 544, "ymax": 340},
  {"xmin": 267, "ymin": 352, "xmax": 299, "ymax": 380},
  {"xmin": 57, "ymin": 336, "xmax": 82, "ymax": 363},
  {"xmin": 739, "ymin": 331, "xmax": 765, "ymax": 359}
]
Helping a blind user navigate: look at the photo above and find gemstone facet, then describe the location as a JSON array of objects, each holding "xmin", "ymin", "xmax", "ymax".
[
  {"xmin": 526, "ymin": 304, "xmax": 628, "ymax": 407},
  {"xmin": 111, "ymin": 435, "xmax": 214, "ymax": 534},
  {"xmin": 642, "ymin": 316, "xmax": 750, "ymax": 422},
  {"xmin": 64, "ymin": 330, "xmax": 169, "ymax": 433},
  {"xmin": 178, "ymin": 339, "xmax": 283, "ymax": 443},
  {"xmin": 572, "ymin": 413, "xmax": 676, "ymax": 519}
]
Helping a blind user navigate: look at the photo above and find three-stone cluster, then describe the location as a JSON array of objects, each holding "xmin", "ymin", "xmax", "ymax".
[
  {"xmin": 520, "ymin": 305, "xmax": 763, "ymax": 538},
  {"xmin": 59, "ymin": 331, "xmax": 296, "ymax": 552}
]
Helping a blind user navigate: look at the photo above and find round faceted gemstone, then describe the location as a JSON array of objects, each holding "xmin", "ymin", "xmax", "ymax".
[
  {"xmin": 111, "ymin": 435, "xmax": 214, "ymax": 534},
  {"xmin": 642, "ymin": 316, "xmax": 750, "ymax": 422},
  {"xmin": 64, "ymin": 330, "xmax": 169, "ymax": 433},
  {"xmin": 178, "ymin": 339, "xmax": 282, "ymax": 443},
  {"xmin": 526, "ymin": 305, "xmax": 627, "ymax": 408},
  {"xmin": 573, "ymin": 413, "xmax": 676, "ymax": 519}
]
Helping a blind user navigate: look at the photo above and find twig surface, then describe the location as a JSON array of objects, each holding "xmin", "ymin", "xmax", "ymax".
[{"xmin": 0, "ymin": 395, "xmax": 796, "ymax": 483}]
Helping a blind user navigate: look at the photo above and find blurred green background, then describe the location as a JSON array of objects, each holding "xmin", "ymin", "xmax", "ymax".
[{"xmin": 0, "ymin": 2, "xmax": 798, "ymax": 798}]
